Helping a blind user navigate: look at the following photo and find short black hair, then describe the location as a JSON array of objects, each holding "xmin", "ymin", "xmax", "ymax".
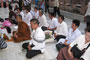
[
  {"xmin": 39, "ymin": 8, "xmax": 43, "ymax": 14},
  {"xmin": 17, "ymin": 15, "xmax": 22, "ymax": 20},
  {"xmin": 17, "ymin": 8, "xmax": 21, "ymax": 11},
  {"xmin": 34, "ymin": 7, "xmax": 38, "ymax": 10},
  {"xmin": 25, "ymin": 6, "xmax": 31, "ymax": 12},
  {"xmin": 72, "ymin": 19, "xmax": 80, "ymax": 27},
  {"xmin": 85, "ymin": 26, "xmax": 90, "ymax": 33},
  {"xmin": 49, "ymin": 12, "xmax": 55, "ymax": 17},
  {"xmin": 59, "ymin": 15, "xmax": 64, "ymax": 20},
  {"xmin": 9, "ymin": 5, "xmax": 12, "ymax": 10},
  {"xmin": 30, "ymin": 19, "xmax": 39, "ymax": 25}
]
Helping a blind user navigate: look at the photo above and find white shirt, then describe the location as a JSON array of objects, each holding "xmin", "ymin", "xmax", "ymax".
[
  {"xmin": 70, "ymin": 35, "xmax": 90, "ymax": 60},
  {"xmin": 29, "ymin": 27, "xmax": 45, "ymax": 53},
  {"xmin": 66, "ymin": 28, "xmax": 82, "ymax": 44},
  {"xmin": 38, "ymin": 14, "xmax": 49, "ymax": 27},
  {"xmin": 25, "ymin": 12, "xmax": 32, "ymax": 25},
  {"xmin": 33, "ymin": 11, "xmax": 39, "ymax": 19},
  {"xmin": 49, "ymin": 17, "xmax": 58, "ymax": 29},
  {"xmin": 20, "ymin": 11, "xmax": 25, "ymax": 21},
  {"xmin": 55, "ymin": 21, "xmax": 68, "ymax": 37},
  {"xmin": 58, "ymin": 28, "xmax": 81, "ymax": 44},
  {"xmin": 85, "ymin": 2, "xmax": 90, "ymax": 16},
  {"xmin": 54, "ymin": 0, "xmax": 59, "ymax": 7}
]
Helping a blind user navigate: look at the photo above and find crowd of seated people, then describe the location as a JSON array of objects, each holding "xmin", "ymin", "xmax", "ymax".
[{"xmin": 0, "ymin": 2, "xmax": 90, "ymax": 60}]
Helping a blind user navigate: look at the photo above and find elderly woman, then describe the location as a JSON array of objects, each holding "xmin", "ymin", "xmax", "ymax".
[{"xmin": 57, "ymin": 26, "xmax": 90, "ymax": 60}]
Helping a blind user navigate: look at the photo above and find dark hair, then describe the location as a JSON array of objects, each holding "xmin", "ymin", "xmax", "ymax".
[
  {"xmin": 17, "ymin": 15, "xmax": 22, "ymax": 20},
  {"xmin": 26, "ymin": 6, "xmax": 31, "ymax": 12},
  {"xmin": 72, "ymin": 19, "xmax": 80, "ymax": 27},
  {"xmin": 49, "ymin": 12, "xmax": 55, "ymax": 17},
  {"xmin": 86, "ymin": 15, "xmax": 90, "ymax": 22},
  {"xmin": 9, "ymin": 5, "xmax": 12, "ymax": 10},
  {"xmin": 34, "ymin": 7, "xmax": 38, "ymax": 10},
  {"xmin": 85, "ymin": 26, "xmax": 90, "ymax": 33},
  {"xmin": 39, "ymin": 8, "xmax": 43, "ymax": 14},
  {"xmin": 16, "ymin": 8, "xmax": 21, "ymax": 11},
  {"xmin": 59, "ymin": 15, "xmax": 64, "ymax": 21},
  {"xmin": 30, "ymin": 19, "xmax": 39, "ymax": 25}
]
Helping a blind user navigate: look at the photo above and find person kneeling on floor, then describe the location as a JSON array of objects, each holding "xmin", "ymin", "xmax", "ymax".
[{"xmin": 22, "ymin": 19, "xmax": 45, "ymax": 59}]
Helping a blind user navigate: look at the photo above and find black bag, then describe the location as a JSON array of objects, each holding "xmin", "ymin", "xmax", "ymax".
[
  {"xmin": 41, "ymin": 26, "xmax": 47, "ymax": 31},
  {"xmin": 56, "ymin": 43, "xmax": 66, "ymax": 51},
  {"xmin": 71, "ymin": 44, "xmax": 84, "ymax": 59}
]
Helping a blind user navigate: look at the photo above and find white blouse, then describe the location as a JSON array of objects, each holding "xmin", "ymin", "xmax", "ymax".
[{"xmin": 70, "ymin": 35, "xmax": 90, "ymax": 60}]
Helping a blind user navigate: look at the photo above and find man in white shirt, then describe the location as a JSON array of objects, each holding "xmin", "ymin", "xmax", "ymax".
[
  {"xmin": 16, "ymin": 8, "xmax": 25, "ymax": 21},
  {"xmin": 38, "ymin": 8, "xmax": 49, "ymax": 27},
  {"xmin": 56, "ymin": 19, "xmax": 82, "ymax": 51},
  {"xmin": 22, "ymin": 19, "xmax": 45, "ymax": 59},
  {"xmin": 25, "ymin": 7, "xmax": 32, "ymax": 26},
  {"xmin": 54, "ymin": 15, "xmax": 68, "ymax": 42},
  {"xmin": 33, "ymin": 7, "xmax": 39, "ymax": 19},
  {"xmin": 47, "ymin": 12, "xmax": 58, "ymax": 31}
]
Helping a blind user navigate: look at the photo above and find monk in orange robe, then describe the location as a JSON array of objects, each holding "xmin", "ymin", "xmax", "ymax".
[{"xmin": 8, "ymin": 15, "xmax": 31, "ymax": 42}]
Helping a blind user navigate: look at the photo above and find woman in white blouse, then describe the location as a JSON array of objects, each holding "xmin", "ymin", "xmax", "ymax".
[{"xmin": 57, "ymin": 26, "xmax": 90, "ymax": 60}]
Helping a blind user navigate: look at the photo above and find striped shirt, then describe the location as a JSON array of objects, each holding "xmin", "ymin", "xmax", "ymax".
[{"xmin": 0, "ymin": 37, "xmax": 7, "ymax": 49}]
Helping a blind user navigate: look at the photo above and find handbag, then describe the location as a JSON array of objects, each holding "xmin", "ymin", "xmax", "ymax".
[{"xmin": 71, "ymin": 44, "xmax": 90, "ymax": 59}]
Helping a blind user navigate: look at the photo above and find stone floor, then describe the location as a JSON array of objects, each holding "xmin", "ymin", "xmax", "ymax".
[{"xmin": 0, "ymin": 6, "xmax": 86, "ymax": 60}]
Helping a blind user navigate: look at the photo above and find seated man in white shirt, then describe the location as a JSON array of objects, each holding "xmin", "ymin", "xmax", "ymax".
[
  {"xmin": 22, "ymin": 19, "xmax": 45, "ymax": 59},
  {"xmin": 16, "ymin": 8, "xmax": 25, "ymax": 21},
  {"xmin": 24, "ymin": 7, "xmax": 33, "ymax": 26},
  {"xmin": 57, "ymin": 26, "xmax": 90, "ymax": 60},
  {"xmin": 54, "ymin": 15, "xmax": 68, "ymax": 42},
  {"xmin": 33, "ymin": 7, "xmax": 39, "ymax": 19},
  {"xmin": 47, "ymin": 12, "xmax": 58, "ymax": 31},
  {"xmin": 38, "ymin": 8, "xmax": 49, "ymax": 28},
  {"xmin": 56, "ymin": 19, "xmax": 82, "ymax": 51}
]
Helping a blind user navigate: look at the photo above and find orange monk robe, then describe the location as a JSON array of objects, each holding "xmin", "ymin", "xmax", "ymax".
[{"xmin": 13, "ymin": 21, "xmax": 31, "ymax": 42}]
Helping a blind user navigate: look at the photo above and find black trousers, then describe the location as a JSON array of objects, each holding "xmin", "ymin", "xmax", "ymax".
[
  {"xmin": 54, "ymin": 7, "xmax": 60, "ymax": 16},
  {"xmin": 22, "ymin": 43, "xmax": 42, "ymax": 59},
  {"xmin": 87, "ymin": 22, "xmax": 90, "ymax": 27},
  {"xmin": 45, "ymin": 4, "xmax": 49, "ymax": 12}
]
